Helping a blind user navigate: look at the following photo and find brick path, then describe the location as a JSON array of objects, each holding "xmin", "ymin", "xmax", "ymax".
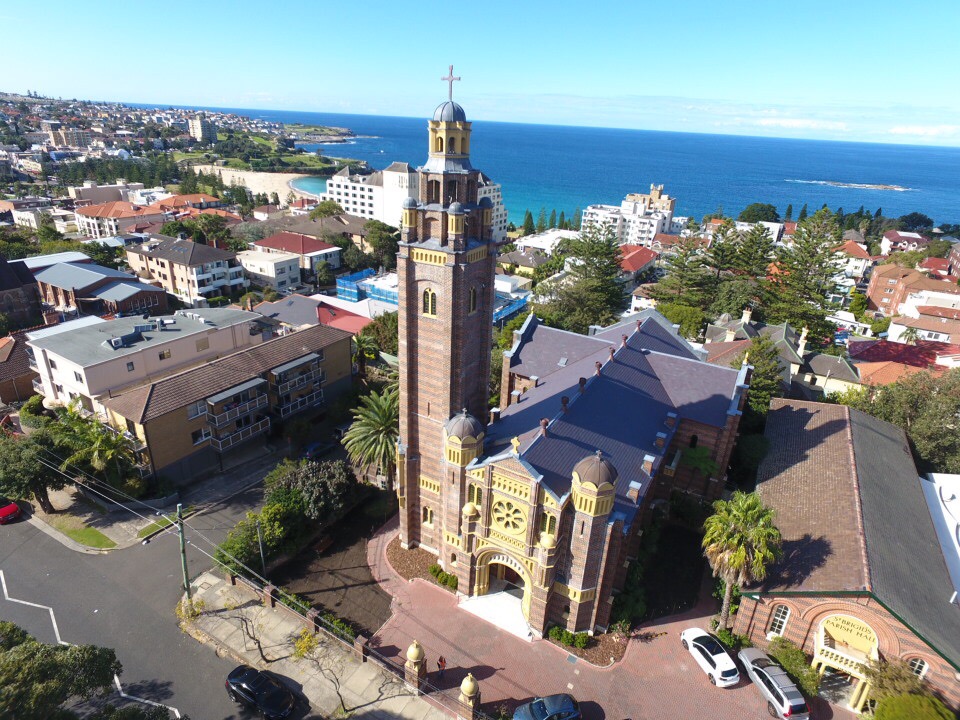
[{"xmin": 367, "ymin": 517, "xmax": 855, "ymax": 720}]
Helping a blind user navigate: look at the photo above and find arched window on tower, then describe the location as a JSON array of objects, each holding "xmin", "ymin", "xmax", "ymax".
[
  {"xmin": 468, "ymin": 484, "xmax": 482, "ymax": 506},
  {"xmin": 469, "ymin": 287, "xmax": 477, "ymax": 314},
  {"xmin": 449, "ymin": 137, "xmax": 457, "ymax": 153},
  {"xmin": 428, "ymin": 180, "xmax": 441, "ymax": 204},
  {"xmin": 423, "ymin": 288, "xmax": 437, "ymax": 316},
  {"xmin": 436, "ymin": 136, "xmax": 444, "ymax": 153},
  {"xmin": 422, "ymin": 506, "xmax": 434, "ymax": 525},
  {"xmin": 908, "ymin": 658, "xmax": 928, "ymax": 679},
  {"xmin": 540, "ymin": 513, "xmax": 557, "ymax": 535},
  {"xmin": 446, "ymin": 180, "xmax": 459, "ymax": 203}
]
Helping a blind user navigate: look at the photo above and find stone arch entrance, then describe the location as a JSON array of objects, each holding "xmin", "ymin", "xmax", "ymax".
[
  {"xmin": 462, "ymin": 549, "xmax": 535, "ymax": 639},
  {"xmin": 812, "ymin": 614, "xmax": 880, "ymax": 712}
]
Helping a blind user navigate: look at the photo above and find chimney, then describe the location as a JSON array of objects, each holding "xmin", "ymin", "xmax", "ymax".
[
  {"xmin": 578, "ymin": 377, "xmax": 587, "ymax": 393},
  {"xmin": 741, "ymin": 307, "xmax": 753, "ymax": 324},
  {"xmin": 561, "ymin": 396, "xmax": 569, "ymax": 413},
  {"xmin": 636, "ymin": 318, "xmax": 643, "ymax": 331},
  {"xmin": 608, "ymin": 347, "xmax": 615, "ymax": 362},
  {"xmin": 626, "ymin": 481, "xmax": 642, "ymax": 503},
  {"xmin": 798, "ymin": 326, "xmax": 809, "ymax": 357},
  {"xmin": 665, "ymin": 412, "xmax": 677, "ymax": 428},
  {"xmin": 530, "ymin": 375, "xmax": 539, "ymax": 388},
  {"xmin": 539, "ymin": 418, "xmax": 549, "ymax": 437},
  {"xmin": 655, "ymin": 432, "xmax": 667, "ymax": 449},
  {"xmin": 594, "ymin": 361, "xmax": 602, "ymax": 377},
  {"xmin": 489, "ymin": 408, "xmax": 501, "ymax": 424},
  {"xmin": 642, "ymin": 454, "xmax": 655, "ymax": 474},
  {"xmin": 511, "ymin": 389, "xmax": 522, "ymax": 405},
  {"xmin": 725, "ymin": 327, "xmax": 736, "ymax": 342},
  {"xmin": 621, "ymin": 334, "xmax": 628, "ymax": 348}
]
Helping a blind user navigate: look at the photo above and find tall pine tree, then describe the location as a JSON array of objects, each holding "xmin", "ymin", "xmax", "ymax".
[
  {"xmin": 734, "ymin": 224, "xmax": 775, "ymax": 278},
  {"xmin": 548, "ymin": 209, "xmax": 557, "ymax": 229},
  {"xmin": 798, "ymin": 203, "xmax": 808, "ymax": 221}
]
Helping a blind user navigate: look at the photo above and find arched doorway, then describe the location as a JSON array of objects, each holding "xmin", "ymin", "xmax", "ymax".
[
  {"xmin": 812, "ymin": 614, "xmax": 879, "ymax": 712},
  {"xmin": 460, "ymin": 550, "xmax": 534, "ymax": 640}
]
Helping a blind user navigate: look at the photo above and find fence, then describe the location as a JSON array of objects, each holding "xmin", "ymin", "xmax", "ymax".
[
  {"xmin": 221, "ymin": 570, "xmax": 495, "ymax": 720},
  {"xmin": 493, "ymin": 295, "xmax": 529, "ymax": 325},
  {"xmin": 336, "ymin": 268, "xmax": 376, "ymax": 302}
]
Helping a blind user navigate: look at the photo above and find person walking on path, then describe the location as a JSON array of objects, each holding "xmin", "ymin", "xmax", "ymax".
[{"xmin": 437, "ymin": 655, "xmax": 447, "ymax": 681}]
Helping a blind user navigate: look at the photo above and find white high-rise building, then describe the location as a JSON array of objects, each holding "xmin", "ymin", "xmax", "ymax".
[{"xmin": 581, "ymin": 184, "xmax": 677, "ymax": 246}]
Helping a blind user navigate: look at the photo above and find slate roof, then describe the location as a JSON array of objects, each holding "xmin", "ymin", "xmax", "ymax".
[
  {"xmin": 489, "ymin": 313, "xmax": 744, "ymax": 522},
  {"xmin": 499, "ymin": 250, "xmax": 549, "ymax": 269},
  {"xmin": 34, "ymin": 262, "xmax": 135, "ymax": 290},
  {"xmin": 704, "ymin": 318, "xmax": 804, "ymax": 367},
  {"xmin": 101, "ymin": 324, "xmax": 352, "ymax": 423},
  {"xmin": 0, "ymin": 257, "xmax": 35, "ymax": 291},
  {"xmin": 272, "ymin": 214, "xmax": 370, "ymax": 239},
  {"xmin": 254, "ymin": 294, "xmax": 322, "ymax": 328},
  {"xmin": 755, "ymin": 399, "xmax": 960, "ymax": 669},
  {"xmin": 127, "ymin": 237, "xmax": 236, "ymax": 266},
  {"xmin": 802, "ymin": 353, "xmax": 859, "ymax": 384}
]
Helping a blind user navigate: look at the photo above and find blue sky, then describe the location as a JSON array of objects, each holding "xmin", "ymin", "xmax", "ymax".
[{"xmin": 5, "ymin": 0, "xmax": 960, "ymax": 146}]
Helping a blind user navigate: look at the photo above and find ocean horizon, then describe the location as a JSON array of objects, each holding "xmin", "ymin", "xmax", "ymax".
[{"xmin": 153, "ymin": 103, "xmax": 960, "ymax": 227}]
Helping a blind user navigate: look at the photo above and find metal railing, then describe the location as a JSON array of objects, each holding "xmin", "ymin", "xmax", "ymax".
[
  {"xmin": 210, "ymin": 417, "xmax": 271, "ymax": 452},
  {"xmin": 207, "ymin": 394, "xmax": 268, "ymax": 428},
  {"xmin": 277, "ymin": 389, "xmax": 324, "ymax": 418},
  {"xmin": 272, "ymin": 367, "xmax": 324, "ymax": 395}
]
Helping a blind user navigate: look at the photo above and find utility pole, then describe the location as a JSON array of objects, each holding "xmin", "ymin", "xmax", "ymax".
[
  {"xmin": 255, "ymin": 519, "xmax": 266, "ymax": 575},
  {"xmin": 177, "ymin": 503, "xmax": 191, "ymax": 600}
]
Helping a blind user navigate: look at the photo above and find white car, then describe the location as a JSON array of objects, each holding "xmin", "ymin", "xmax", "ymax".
[{"xmin": 680, "ymin": 627, "xmax": 740, "ymax": 687}]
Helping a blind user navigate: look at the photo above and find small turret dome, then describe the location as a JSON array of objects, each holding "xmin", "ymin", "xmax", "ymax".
[
  {"xmin": 573, "ymin": 450, "xmax": 618, "ymax": 490},
  {"xmin": 539, "ymin": 531, "xmax": 556, "ymax": 549},
  {"xmin": 448, "ymin": 201, "xmax": 465, "ymax": 215},
  {"xmin": 462, "ymin": 502, "xmax": 479, "ymax": 518},
  {"xmin": 478, "ymin": 196, "xmax": 493, "ymax": 209},
  {"xmin": 460, "ymin": 673, "xmax": 479, "ymax": 698},
  {"xmin": 445, "ymin": 408, "xmax": 484, "ymax": 440},
  {"xmin": 406, "ymin": 640, "xmax": 424, "ymax": 663},
  {"xmin": 402, "ymin": 197, "xmax": 418, "ymax": 209},
  {"xmin": 433, "ymin": 101, "xmax": 467, "ymax": 122}
]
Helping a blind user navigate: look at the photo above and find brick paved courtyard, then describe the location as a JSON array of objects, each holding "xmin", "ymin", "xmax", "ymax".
[{"xmin": 367, "ymin": 517, "xmax": 855, "ymax": 720}]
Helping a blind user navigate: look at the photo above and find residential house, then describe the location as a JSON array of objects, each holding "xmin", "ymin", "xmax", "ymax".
[
  {"xmin": 881, "ymin": 230, "xmax": 929, "ymax": 255},
  {"xmin": 515, "ymin": 228, "xmax": 578, "ymax": 256},
  {"xmin": 618, "ymin": 244, "xmax": 659, "ymax": 286},
  {"xmin": 26, "ymin": 308, "xmax": 265, "ymax": 412},
  {"xmin": 734, "ymin": 221, "xmax": 784, "ymax": 243},
  {"xmin": 254, "ymin": 231, "xmax": 342, "ymax": 280},
  {"xmin": 75, "ymin": 201, "xmax": 169, "ymax": 239},
  {"xmin": 497, "ymin": 249, "xmax": 550, "ymax": 277},
  {"xmin": 734, "ymin": 399, "xmax": 960, "ymax": 713},
  {"xmin": 100, "ymin": 324, "xmax": 352, "ymax": 481},
  {"xmin": 147, "ymin": 193, "xmax": 223, "ymax": 212},
  {"xmin": 252, "ymin": 294, "xmax": 370, "ymax": 335},
  {"xmin": 274, "ymin": 213, "xmax": 371, "ymax": 252},
  {"xmin": 125, "ymin": 236, "xmax": 247, "ymax": 307},
  {"xmin": 834, "ymin": 237, "xmax": 873, "ymax": 280},
  {"xmin": 865, "ymin": 262, "xmax": 960, "ymax": 316},
  {"xmin": 252, "ymin": 204, "xmax": 283, "ymax": 222},
  {"xmin": 236, "ymin": 249, "xmax": 301, "ymax": 293},
  {"xmin": 889, "ymin": 307, "xmax": 960, "ymax": 344},
  {"xmin": 289, "ymin": 197, "xmax": 319, "ymax": 216},
  {"xmin": 34, "ymin": 262, "xmax": 167, "ymax": 316}
]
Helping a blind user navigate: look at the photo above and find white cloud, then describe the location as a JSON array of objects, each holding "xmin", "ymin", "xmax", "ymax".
[
  {"xmin": 888, "ymin": 124, "xmax": 960, "ymax": 137},
  {"xmin": 754, "ymin": 118, "xmax": 848, "ymax": 131}
]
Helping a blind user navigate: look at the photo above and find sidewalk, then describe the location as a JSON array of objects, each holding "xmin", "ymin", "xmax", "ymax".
[{"xmin": 186, "ymin": 570, "xmax": 451, "ymax": 720}]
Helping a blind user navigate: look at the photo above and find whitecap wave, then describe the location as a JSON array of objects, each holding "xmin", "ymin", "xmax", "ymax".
[{"xmin": 785, "ymin": 179, "xmax": 913, "ymax": 192}]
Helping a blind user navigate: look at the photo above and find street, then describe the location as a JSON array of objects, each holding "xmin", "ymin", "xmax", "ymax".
[{"xmin": 0, "ymin": 482, "xmax": 267, "ymax": 719}]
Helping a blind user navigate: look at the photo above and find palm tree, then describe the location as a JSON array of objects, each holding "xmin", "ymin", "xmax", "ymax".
[
  {"xmin": 352, "ymin": 334, "xmax": 379, "ymax": 378},
  {"xmin": 899, "ymin": 326, "xmax": 920, "ymax": 345},
  {"xmin": 702, "ymin": 491, "xmax": 782, "ymax": 629},
  {"xmin": 51, "ymin": 402, "xmax": 135, "ymax": 486},
  {"xmin": 343, "ymin": 388, "xmax": 399, "ymax": 488}
]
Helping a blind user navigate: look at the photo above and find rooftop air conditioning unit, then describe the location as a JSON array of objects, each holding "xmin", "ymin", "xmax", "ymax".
[{"xmin": 110, "ymin": 337, "xmax": 123, "ymax": 349}]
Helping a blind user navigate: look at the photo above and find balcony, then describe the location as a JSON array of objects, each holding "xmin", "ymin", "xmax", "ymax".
[
  {"xmin": 101, "ymin": 423, "xmax": 147, "ymax": 452},
  {"xmin": 32, "ymin": 377, "xmax": 43, "ymax": 393},
  {"xmin": 207, "ymin": 393, "xmax": 268, "ymax": 428},
  {"xmin": 272, "ymin": 367, "xmax": 324, "ymax": 396},
  {"xmin": 277, "ymin": 388, "xmax": 325, "ymax": 419},
  {"xmin": 210, "ymin": 417, "xmax": 270, "ymax": 453}
]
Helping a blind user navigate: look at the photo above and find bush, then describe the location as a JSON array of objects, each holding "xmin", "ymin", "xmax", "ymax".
[
  {"xmin": 669, "ymin": 491, "xmax": 711, "ymax": 528},
  {"xmin": 428, "ymin": 564, "xmax": 458, "ymax": 592},
  {"xmin": 428, "ymin": 563, "xmax": 441, "ymax": 578},
  {"xmin": 548, "ymin": 626, "xmax": 564, "ymax": 642},
  {"xmin": 874, "ymin": 694, "xmax": 954, "ymax": 720},
  {"xmin": 714, "ymin": 627, "xmax": 751, "ymax": 651},
  {"xmin": 444, "ymin": 573, "xmax": 458, "ymax": 591},
  {"xmin": 573, "ymin": 632, "xmax": 590, "ymax": 649},
  {"xmin": 206, "ymin": 295, "xmax": 229, "ymax": 307},
  {"xmin": 547, "ymin": 626, "xmax": 582, "ymax": 647},
  {"xmin": 19, "ymin": 394, "xmax": 49, "ymax": 428},
  {"xmin": 768, "ymin": 637, "xmax": 820, "ymax": 696}
]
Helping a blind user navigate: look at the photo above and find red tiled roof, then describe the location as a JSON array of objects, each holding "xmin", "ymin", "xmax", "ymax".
[
  {"xmin": 290, "ymin": 198, "xmax": 319, "ymax": 209},
  {"xmin": 253, "ymin": 204, "xmax": 281, "ymax": 214},
  {"xmin": 619, "ymin": 244, "xmax": 658, "ymax": 273},
  {"xmin": 256, "ymin": 231, "xmax": 338, "ymax": 256},
  {"xmin": 834, "ymin": 240, "xmax": 871, "ymax": 259},
  {"xmin": 847, "ymin": 339, "xmax": 960, "ymax": 367},
  {"xmin": 920, "ymin": 257, "xmax": 950, "ymax": 273},
  {"xmin": 856, "ymin": 361, "xmax": 939, "ymax": 386},
  {"xmin": 653, "ymin": 233, "xmax": 681, "ymax": 246},
  {"xmin": 782, "ymin": 221, "xmax": 797, "ymax": 235},
  {"xmin": 916, "ymin": 305, "xmax": 960, "ymax": 320},
  {"xmin": 316, "ymin": 302, "xmax": 372, "ymax": 334},
  {"xmin": 75, "ymin": 201, "xmax": 163, "ymax": 219},
  {"xmin": 884, "ymin": 230, "xmax": 930, "ymax": 243},
  {"xmin": 150, "ymin": 193, "xmax": 219, "ymax": 209}
]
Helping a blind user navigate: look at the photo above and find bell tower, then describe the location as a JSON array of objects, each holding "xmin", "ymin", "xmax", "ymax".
[{"xmin": 397, "ymin": 69, "xmax": 498, "ymax": 550}]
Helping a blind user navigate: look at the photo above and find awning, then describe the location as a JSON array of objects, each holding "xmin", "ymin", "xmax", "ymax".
[
  {"xmin": 206, "ymin": 378, "xmax": 266, "ymax": 405},
  {"xmin": 271, "ymin": 353, "xmax": 319, "ymax": 376}
]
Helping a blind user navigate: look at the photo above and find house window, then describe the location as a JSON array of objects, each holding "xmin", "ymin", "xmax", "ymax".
[
  {"xmin": 73, "ymin": 371, "xmax": 82, "ymax": 382},
  {"xmin": 422, "ymin": 506, "xmax": 434, "ymax": 525},
  {"xmin": 49, "ymin": 359, "xmax": 57, "ymax": 369},
  {"xmin": 767, "ymin": 604, "xmax": 790, "ymax": 637},
  {"xmin": 191, "ymin": 427, "xmax": 211, "ymax": 445},
  {"xmin": 469, "ymin": 287, "xmax": 477, "ymax": 313},
  {"xmin": 158, "ymin": 349, "xmax": 171, "ymax": 360},
  {"xmin": 187, "ymin": 400, "xmax": 206, "ymax": 419},
  {"xmin": 126, "ymin": 362, "xmax": 134, "ymax": 372},
  {"xmin": 908, "ymin": 658, "xmax": 928, "ymax": 678},
  {"xmin": 689, "ymin": 434, "xmax": 698, "ymax": 449},
  {"xmin": 468, "ymin": 484, "xmax": 482, "ymax": 506},
  {"xmin": 422, "ymin": 288, "xmax": 437, "ymax": 316},
  {"xmin": 196, "ymin": 337, "xmax": 209, "ymax": 352}
]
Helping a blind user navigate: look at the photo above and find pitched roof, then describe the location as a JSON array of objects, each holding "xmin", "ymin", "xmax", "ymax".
[
  {"xmin": 0, "ymin": 332, "xmax": 36, "ymax": 383},
  {"xmin": 893, "ymin": 314, "xmax": 960, "ymax": 335},
  {"xmin": 920, "ymin": 257, "xmax": 950, "ymax": 273},
  {"xmin": 0, "ymin": 257, "xmax": 35, "ymax": 291},
  {"xmin": 756, "ymin": 399, "xmax": 960, "ymax": 669},
  {"xmin": 34, "ymin": 262, "xmax": 135, "ymax": 290},
  {"xmin": 499, "ymin": 250, "xmax": 549, "ymax": 268},
  {"xmin": 101, "ymin": 324, "xmax": 351, "ymax": 423},
  {"xmin": 75, "ymin": 201, "xmax": 163, "ymax": 219},
  {"xmin": 126, "ymin": 236, "xmax": 236, "ymax": 266},
  {"xmin": 884, "ymin": 230, "xmax": 929, "ymax": 243},
  {"xmin": 383, "ymin": 161, "xmax": 412, "ymax": 173},
  {"xmin": 848, "ymin": 339, "xmax": 960, "ymax": 367},
  {"xmin": 802, "ymin": 352, "xmax": 859, "ymax": 384},
  {"xmin": 856, "ymin": 361, "xmax": 936, "ymax": 386},
  {"xmin": 915, "ymin": 305, "xmax": 960, "ymax": 320},
  {"xmin": 254, "ymin": 294, "xmax": 322, "ymax": 327},
  {"xmin": 619, "ymin": 244, "xmax": 658, "ymax": 273},
  {"xmin": 835, "ymin": 240, "xmax": 871, "ymax": 259},
  {"xmin": 255, "ymin": 231, "xmax": 338, "ymax": 256},
  {"xmin": 148, "ymin": 193, "xmax": 218, "ymax": 209},
  {"xmin": 704, "ymin": 339, "xmax": 752, "ymax": 366}
]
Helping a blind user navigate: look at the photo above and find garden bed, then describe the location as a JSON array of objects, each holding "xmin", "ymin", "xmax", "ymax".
[{"xmin": 546, "ymin": 629, "xmax": 628, "ymax": 666}]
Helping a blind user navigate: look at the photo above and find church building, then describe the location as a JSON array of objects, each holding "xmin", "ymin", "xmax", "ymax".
[{"xmin": 396, "ymin": 85, "xmax": 750, "ymax": 637}]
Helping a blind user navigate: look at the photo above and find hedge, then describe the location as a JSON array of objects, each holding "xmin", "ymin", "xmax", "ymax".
[{"xmin": 768, "ymin": 637, "xmax": 820, "ymax": 695}]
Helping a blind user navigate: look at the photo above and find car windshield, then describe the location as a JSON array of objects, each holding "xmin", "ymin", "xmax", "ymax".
[
  {"xmin": 700, "ymin": 636, "xmax": 725, "ymax": 655},
  {"xmin": 720, "ymin": 668, "xmax": 738, "ymax": 679},
  {"xmin": 791, "ymin": 702, "xmax": 809, "ymax": 714},
  {"xmin": 530, "ymin": 700, "xmax": 549, "ymax": 720}
]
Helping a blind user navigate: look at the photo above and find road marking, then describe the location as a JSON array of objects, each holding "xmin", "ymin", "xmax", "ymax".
[{"xmin": 0, "ymin": 569, "xmax": 181, "ymax": 718}]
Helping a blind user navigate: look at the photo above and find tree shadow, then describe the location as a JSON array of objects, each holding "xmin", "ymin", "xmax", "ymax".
[{"xmin": 764, "ymin": 534, "xmax": 832, "ymax": 589}]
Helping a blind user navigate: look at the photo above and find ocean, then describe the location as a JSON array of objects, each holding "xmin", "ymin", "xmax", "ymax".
[{"xmin": 184, "ymin": 105, "xmax": 960, "ymax": 227}]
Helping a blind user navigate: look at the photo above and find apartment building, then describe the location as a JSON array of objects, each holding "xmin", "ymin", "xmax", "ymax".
[
  {"xmin": 236, "ymin": 249, "xmax": 301, "ymax": 292},
  {"xmin": 188, "ymin": 115, "xmax": 217, "ymax": 144},
  {"xmin": 866, "ymin": 263, "xmax": 960, "ymax": 315},
  {"xmin": 253, "ymin": 231, "xmax": 342, "ymax": 276},
  {"xmin": 75, "ymin": 201, "xmax": 169, "ymax": 238},
  {"xmin": 581, "ymin": 184, "xmax": 677, "ymax": 245},
  {"xmin": 68, "ymin": 179, "xmax": 145, "ymax": 205},
  {"xmin": 48, "ymin": 128, "xmax": 92, "ymax": 148},
  {"xmin": 25, "ymin": 308, "xmax": 265, "ymax": 411},
  {"xmin": 100, "ymin": 324, "xmax": 353, "ymax": 480},
  {"xmin": 34, "ymin": 262, "xmax": 168, "ymax": 316},
  {"xmin": 125, "ymin": 236, "xmax": 247, "ymax": 307}
]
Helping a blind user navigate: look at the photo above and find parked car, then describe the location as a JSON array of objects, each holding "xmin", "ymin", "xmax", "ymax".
[
  {"xmin": 738, "ymin": 647, "xmax": 810, "ymax": 719},
  {"xmin": 301, "ymin": 441, "xmax": 336, "ymax": 460},
  {"xmin": 333, "ymin": 423, "xmax": 352, "ymax": 442},
  {"xmin": 513, "ymin": 694, "xmax": 581, "ymax": 720},
  {"xmin": 680, "ymin": 627, "xmax": 740, "ymax": 687},
  {"xmin": 225, "ymin": 665, "xmax": 296, "ymax": 720},
  {"xmin": 0, "ymin": 497, "xmax": 21, "ymax": 524}
]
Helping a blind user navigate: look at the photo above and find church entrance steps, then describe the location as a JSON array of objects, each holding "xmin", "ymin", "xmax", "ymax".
[{"xmin": 459, "ymin": 591, "xmax": 534, "ymax": 641}]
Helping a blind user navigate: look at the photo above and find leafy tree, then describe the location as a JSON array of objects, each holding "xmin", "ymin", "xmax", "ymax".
[
  {"xmin": 709, "ymin": 277, "xmax": 759, "ymax": 318},
  {"xmin": 83, "ymin": 241, "xmax": 122, "ymax": 268},
  {"xmin": 364, "ymin": 220, "xmax": 399, "ymax": 270},
  {"xmin": 898, "ymin": 212, "xmax": 934, "ymax": 232},
  {"xmin": 651, "ymin": 235, "xmax": 707, "ymax": 306},
  {"xmin": 883, "ymin": 249, "xmax": 926, "ymax": 268},
  {"xmin": 0, "ymin": 621, "xmax": 122, "ymax": 720},
  {"xmin": 557, "ymin": 211, "xmax": 566, "ymax": 229},
  {"xmin": 874, "ymin": 694, "xmax": 953, "ymax": 720},
  {"xmin": 657, "ymin": 303, "xmax": 705, "ymax": 340},
  {"xmin": 572, "ymin": 207, "xmax": 582, "ymax": 230},
  {"xmin": 848, "ymin": 291, "xmax": 868, "ymax": 319},
  {"xmin": 264, "ymin": 458, "xmax": 358, "ymax": 523},
  {"xmin": 871, "ymin": 316, "xmax": 891, "ymax": 336},
  {"xmin": 737, "ymin": 203, "xmax": 780, "ymax": 223},
  {"xmin": 734, "ymin": 223, "xmax": 775, "ymax": 277},
  {"xmin": 522, "ymin": 210, "xmax": 535, "ymax": 236},
  {"xmin": 0, "ymin": 431, "xmax": 68, "ymax": 513},
  {"xmin": 733, "ymin": 334, "xmax": 783, "ymax": 415},
  {"xmin": 341, "ymin": 243, "xmax": 371, "ymax": 272},
  {"xmin": 360, "ymin": 311, "xmax": 398, "ymax": 356},
  {"xmin": 50, "ymin": 402, "xmax": 137, "ymax": 491},
  {"xmin": 0, "ymin": 313, "xmax": 10, "ymax": 337},
  {"xmin": 344, "ymin": 388, "xmax": 399, "ymax": 488},
  {"xmin": 702, "ymin": 227, "xmax": 739, "ymax": 282},
  {"xmin": 309, "ymin": 200, "xmax": 344, "ymax": 220},
  {"xmin": 703, "ymin": 491, "xmax": 782, "ymax": 628},
  {"xmin": 863, "ymin": 658, "xmax": 926, "ymax": 701},
  {"xmin": 899, "ymin": 325, "xmax": 920, "ymax": 345},
  {"xmin": 315, "ymin": 260, "xmax": 334, "ymax": 287},
  {"xmin": 797, "ymin": 203, "xmax": 808, "ymax": 221}
]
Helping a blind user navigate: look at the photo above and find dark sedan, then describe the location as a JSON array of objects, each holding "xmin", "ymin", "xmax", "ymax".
[
  {"xmin": 513, "ymin": 694, "xmax": 581, "ymax": 720},
  {"xmin": 225, "ymin": 665, "xmax": 296, "ymax": 719}
]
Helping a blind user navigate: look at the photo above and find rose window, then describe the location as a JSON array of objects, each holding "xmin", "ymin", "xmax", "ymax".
[{"xmin": 492, "ymin": 500, "xmax": 525, "ymax": 534}]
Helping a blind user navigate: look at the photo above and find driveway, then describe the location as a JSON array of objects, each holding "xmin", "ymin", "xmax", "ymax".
[{"xmin": 367, "ymin": 518, "xmax": 854, "ymax": 720}]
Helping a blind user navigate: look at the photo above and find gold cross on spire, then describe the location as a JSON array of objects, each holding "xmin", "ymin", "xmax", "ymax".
[{"xmin": 441, "ymin": 64, "xmax": 461, "ymax": 101}]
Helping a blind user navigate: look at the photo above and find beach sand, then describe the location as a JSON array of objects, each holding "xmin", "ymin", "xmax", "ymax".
[{"xmin": 192, "ymin": 165, "xmax": 315, "ymax": 203}]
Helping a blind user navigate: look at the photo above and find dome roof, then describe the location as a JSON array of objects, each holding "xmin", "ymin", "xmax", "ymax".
[
  {"xmin": 445, "ymin": 408, "xmax": 484, "ymax": 440},
  {"xmin": 433, "ymin": 101, "xmax": 467, "ymax": 122},
  {"xmin": 448, "ymin": 201, "xmax": 465, "ymax": 215},
  {"xmin": 539, "ymin": 531, "xmax": 556, "ymax": 549},
  {"xmin": 406, "ymin": 640, "xmax": 424, "ymax": 663},
  {"xmin": 462, "ymin": 502, "xmax": 479, "ymax": 518},
  {"xmin": 402, "ymin": 197, "xmax": 418, "ymax": 209},
  {"xmin": 460, "ymin": 673, "xmax": 479, "ymax": 697},
  {"xmin": 478, "ymin": 196, "xmax": 493, "ymax": 208},
  {"xmin": 573, "ymin": 451, "xmax": 618, "ymax": 489}
]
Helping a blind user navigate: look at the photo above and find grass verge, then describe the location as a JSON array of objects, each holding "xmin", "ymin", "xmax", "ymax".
[
  {"xmin": 47, "ymin": 516, "xmax": 116, "ymax": 549},
  {"xmin": 137, "ymin": 506, "xmax": 194, "ymax": 538}
]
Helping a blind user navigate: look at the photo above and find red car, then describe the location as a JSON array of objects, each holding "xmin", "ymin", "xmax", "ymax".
[{"xmin": 0, "ymin": 497, "xmax": 21, "ymax": 524}]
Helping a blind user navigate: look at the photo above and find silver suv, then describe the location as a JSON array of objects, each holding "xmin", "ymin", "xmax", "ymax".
[{"xmin": 738, "ymin": 648, "xmax": 810, "ymax": 719}]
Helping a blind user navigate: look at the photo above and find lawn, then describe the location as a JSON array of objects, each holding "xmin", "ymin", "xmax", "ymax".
[
  {"xmin": 47, "ymin": 515, "xmax": 116, "ymax": 550},
  {"xmin": 137, "ymin": 506, "xmax": 194, "ymax": 538}
]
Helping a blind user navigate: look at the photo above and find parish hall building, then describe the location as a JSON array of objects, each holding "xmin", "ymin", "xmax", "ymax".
[{"xmin": 394, "ymin": 91, "xmax": 750, "ymax": 637}]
